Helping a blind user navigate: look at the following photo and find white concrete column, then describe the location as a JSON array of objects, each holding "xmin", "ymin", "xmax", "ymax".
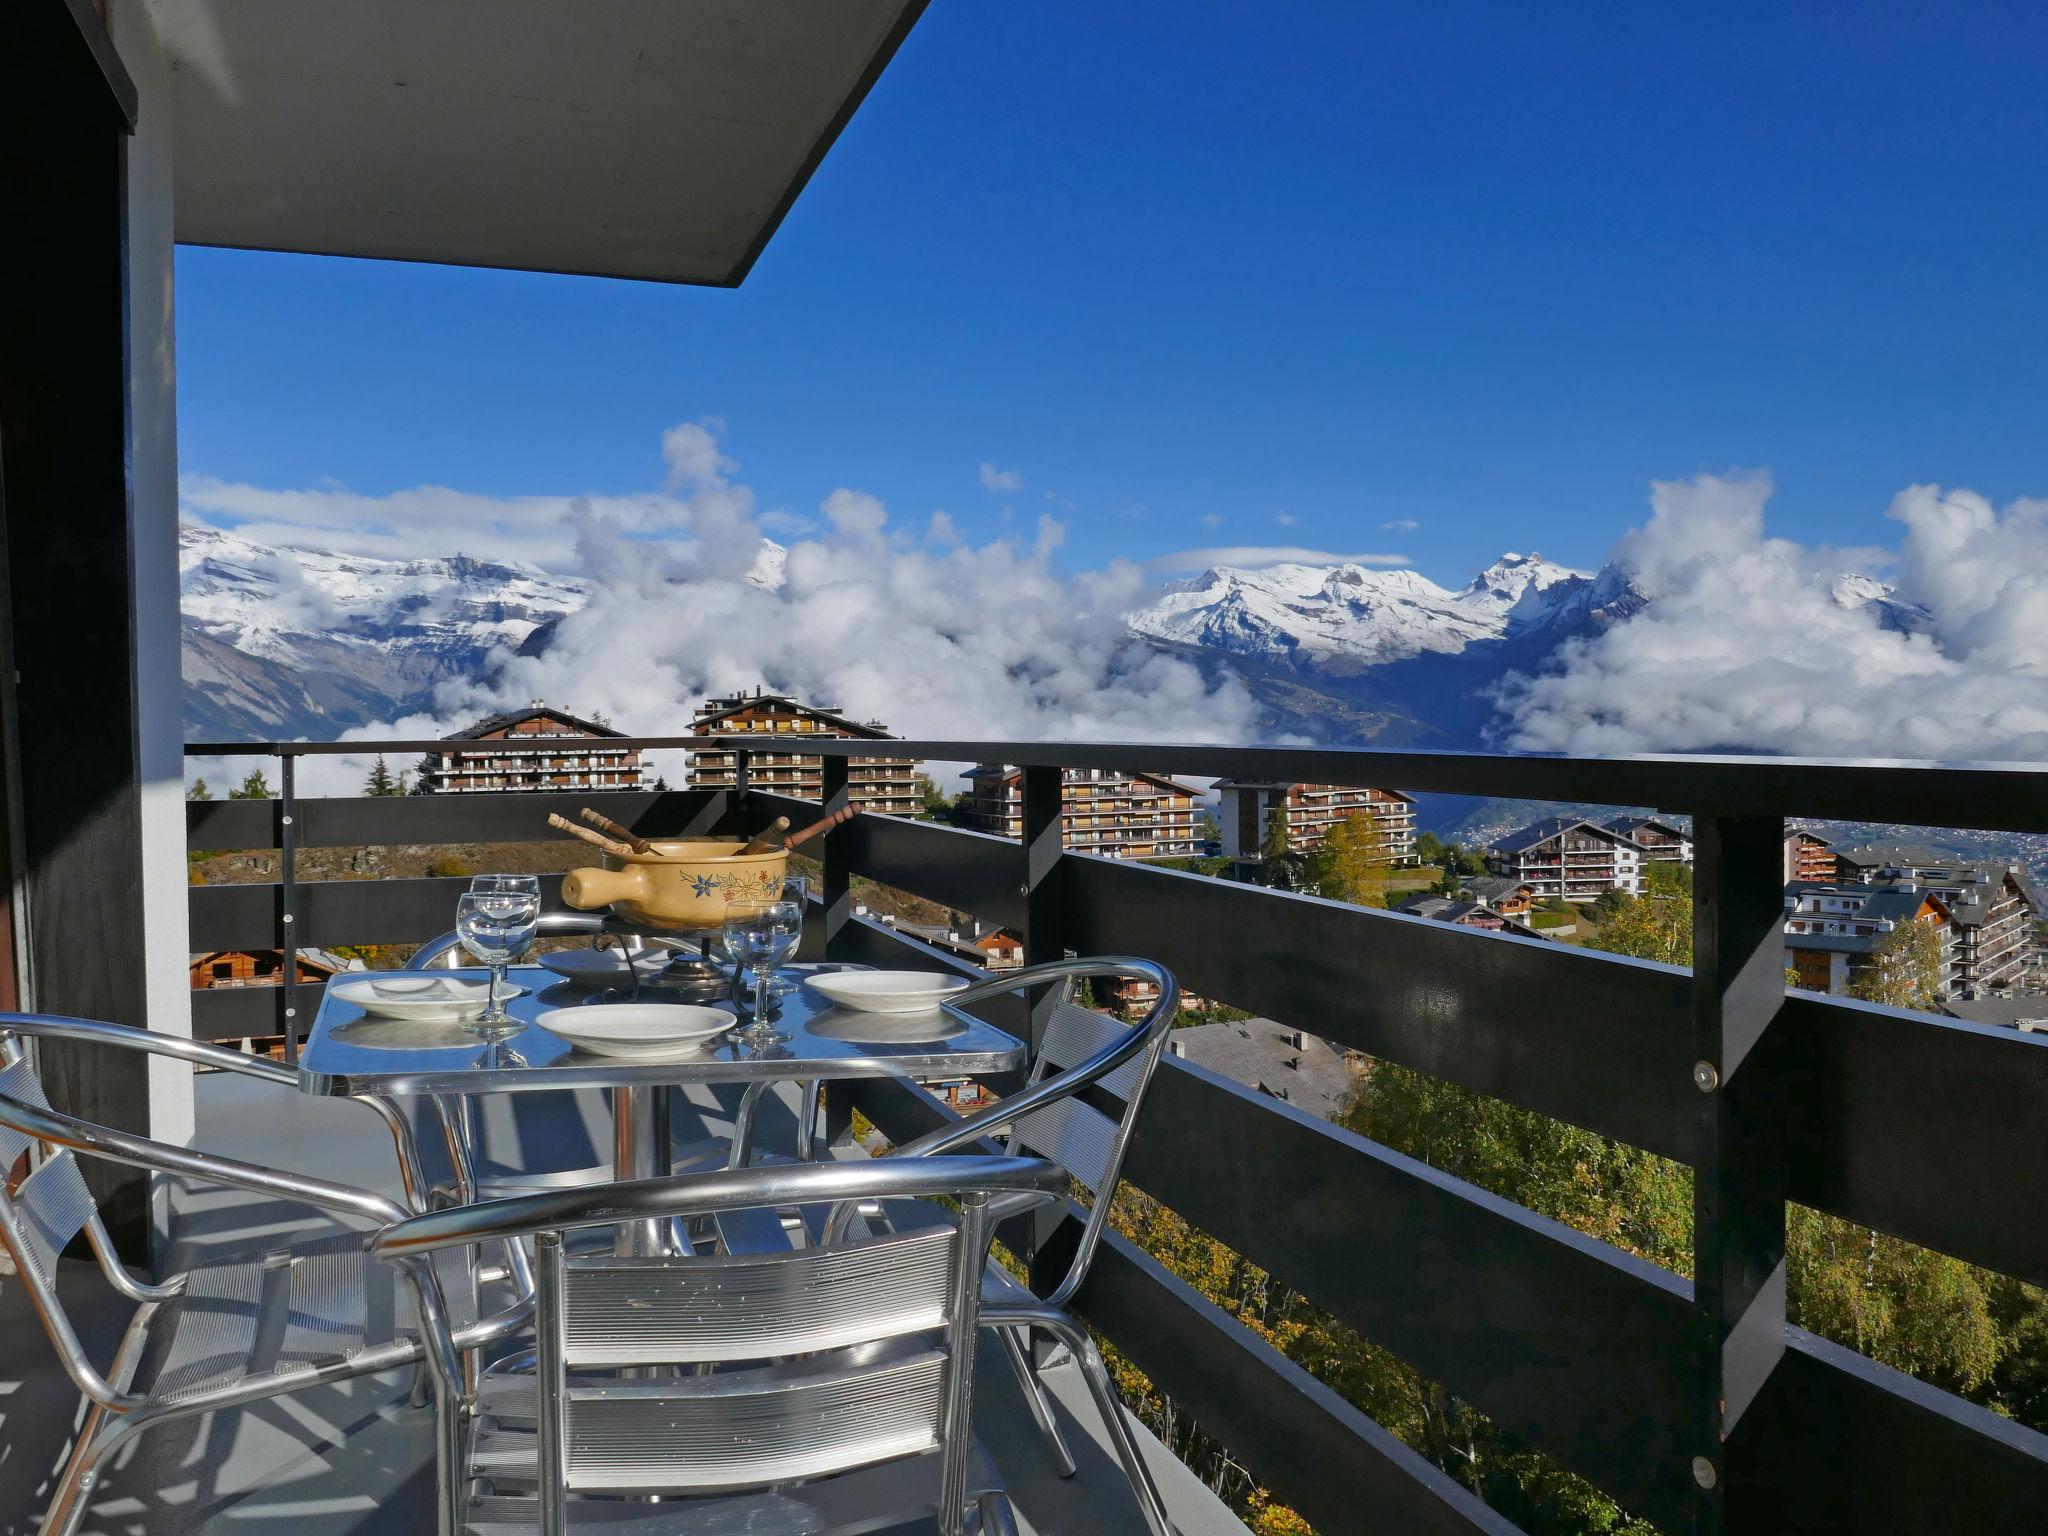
[{"xmin": 111, "ymin": 1, "xmax": 195, "ymax": 1259}]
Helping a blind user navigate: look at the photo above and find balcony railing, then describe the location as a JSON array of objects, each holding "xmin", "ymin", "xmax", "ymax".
[{"xmin": 181, "ymin": 733, "xmax": 2048, "ymax": 1535}]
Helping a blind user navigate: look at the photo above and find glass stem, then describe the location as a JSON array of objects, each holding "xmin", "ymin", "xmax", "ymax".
[
  {"xmin": 488, "ymin": 962, "xmax": 502, "ymax": 1020},
  {"xmin": 755, "ymin": 967, "xmax": 770, "ymax": 1019}
]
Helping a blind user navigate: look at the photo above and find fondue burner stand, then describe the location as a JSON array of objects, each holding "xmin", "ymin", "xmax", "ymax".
[{"xmin": 594, "ymin": 914, "xmax": 731, "ymax": 994}]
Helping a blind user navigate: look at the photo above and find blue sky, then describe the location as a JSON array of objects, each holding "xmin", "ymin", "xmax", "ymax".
[{"xmin": 177, "ymin": 0, "xmax": 2048, "ymax": 587}]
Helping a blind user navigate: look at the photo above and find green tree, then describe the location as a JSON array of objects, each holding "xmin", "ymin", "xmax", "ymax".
[
  {"xmin": 1414, "ymin": 830, "xmax": 1447, "ymax": 867},
  {"xmin": 1589, "ymin": 887, "xmax": 1630, "ymax": 921},
  {"xmin": 363, "ymin": 753, "xmax": 400, "ymax": 796},
  {"xmin": 187, "ymin": 777, "xmax": 212, "ymax": 802},
  {"xmin": 1644, "ymin": 860, "xmax": 1693, "ymax": 897},
  {"xmin": 916, "ymin": 772, "xmax": 950, "ymax": 818},
  {"xmin": 1257, "ymin": 807, "xmax": 1308, "ymax": 891},
  {"xmin": 1849, "ymin": 917, "xmax": 1943, "ymax": 1011},
  {"xmin": 228, "ymin": 767, "xmax": 274, "ymax": 800},
  {"xmin": 411, "ymin": 752, "xmax": 438, "ymax": 794}
]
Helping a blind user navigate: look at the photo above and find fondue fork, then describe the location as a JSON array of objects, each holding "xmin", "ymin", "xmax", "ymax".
[
  {"xmin": 578, "ymin": 807, "xmax": 654, "ymax": 855},
  {"xmin": 545, "ymin": 813, "xmax": 636, "ymax": 858}
]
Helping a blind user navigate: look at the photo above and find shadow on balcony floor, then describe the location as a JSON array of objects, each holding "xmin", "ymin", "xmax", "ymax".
[{"xmin": 0, "ymin": 1072, "xmax": 1247, "ymax": 1536}]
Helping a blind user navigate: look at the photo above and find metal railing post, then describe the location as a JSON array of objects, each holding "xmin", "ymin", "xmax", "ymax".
[
  {"xmin": 820, "ymin": 754, "xmax": 852, "ymax": 961},
  {"xmin": 1019, "ymin": 764, "xmax": 1067, "ymax": 1298},
  {"xmin": 1687, "ymin": 814, "xmax": 1788, "ymax": 1533},
  {"xmin": 1020, "ymin": 765, "xmax": 1066, "ymax": 1055},
  {"xmin": 279, "ymin": 751, "xmax": 300, "ymax": 1066}
]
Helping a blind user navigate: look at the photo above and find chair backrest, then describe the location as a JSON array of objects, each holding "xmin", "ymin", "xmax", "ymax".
[
  {"xmin": 992, "ymin": 964, "xmax": 1176, "ymax": 1308},
  {"xmin": 388, "ymin": 1156, "xmax": 1068, "ymax": 1536},
  {"xmin": 540, "ymin": 1224, "xmax": 964, "ymax": 1495}
]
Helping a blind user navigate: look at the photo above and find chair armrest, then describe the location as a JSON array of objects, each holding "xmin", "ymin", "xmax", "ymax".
[
  {"xmin": 0, "ymin": 1086, "xmax": 406, "ymax": 1228},
  {"xmin": 374, "ymin": 1155, "xmax": 1065, "ymax": 1259},
  {"xmin": 0, "ymin": 1012, "xmax": 297, "ymax": 1083}
]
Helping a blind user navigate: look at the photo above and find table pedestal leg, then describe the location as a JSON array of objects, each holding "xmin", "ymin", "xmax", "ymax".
[{"xmin": 613, "ymin": 1084, "xmax": 672, "ymax": 1256}]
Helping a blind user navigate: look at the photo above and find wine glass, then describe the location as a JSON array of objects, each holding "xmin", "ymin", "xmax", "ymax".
[
  {"xmin": 471, "ymin": 873, "xmax": 541, "ymax": 897},
  {"xmin": 456, "ymin": 890, "xmax": 540, "ymax": 1038},
  {"xmin": 723, "ymin": 892, "xmax": 803, "ymax": 1038}
]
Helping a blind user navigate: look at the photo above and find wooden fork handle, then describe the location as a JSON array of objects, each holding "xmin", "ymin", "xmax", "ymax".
[
  {"xmin": 548, "ymin": 813, "xmax": 634, "ymax": 858},
  {"xmin": 785, "ymin": 804, "xmax": 859, "ymax": 850},
  {"xmin": 579, "ymin": 807, "xmax": 653, "ymax": 855}
]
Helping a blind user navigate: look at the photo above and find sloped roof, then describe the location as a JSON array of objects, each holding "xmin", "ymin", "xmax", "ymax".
[
  {"xmin": 692, "ymin": 696, "xmax": 897, "ymax": 740},
  {"xmin": 1603, "ymin": 814, "xmax": 1690, "ymax": 839},
  {"xmin": 1465, "ymin": 876, "xmax": 1534, "ymax": 902},
  {"xmin": 451, "ymin": 706, "xmax": 625, "ymax": 741},
  {"xmin": 1491, "ymin": 816, "xmax": 1625, "ymax": 855}
]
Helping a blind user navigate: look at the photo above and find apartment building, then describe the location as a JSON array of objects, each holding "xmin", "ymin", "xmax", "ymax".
[
  {"xmin": 1486, "ymin": 817, "xmax": 1644, "ymax": 902},
  {"xmin": 421, "ymin": 705, "xmax": 643, "ymax": 794},
  {"xmin": 686, "ymin": 687, "xmax": 921, "ymax": 817},
  {"xmin": 959, "ymin": 765, "xmax": 1202, "ymax": 859},
  {"xmin": 1783, "ymin": 828, "xmax": 1836, "ymax": 883},
  {"xmin": 1783, "ymin": 881, "xmax": 1955, "ymax": 998},
  {"xmin": 1602, "ymin": 814, "xmax": 1694, "ymax": 864},
  {"xmin": 1216, "ymin": 781, "xmax": 1418, "ymax": 864},
  {"xmin": 1834, "ymin": 844, "xmax": 2043, "ymax": 998}
]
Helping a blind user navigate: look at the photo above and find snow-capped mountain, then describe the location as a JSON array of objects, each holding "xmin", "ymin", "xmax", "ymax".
[
  {"xmin": 180, "ymin": 523, "xmax": 792, "ymax": 740},
  {"xmin": 182, "ymin": 523, "xmax": 589, "ymax": 676},
  {"xmin": 1130, "ymin": 552, "xmax": 1616, "ymax": 672},
  {"xmin": 180, "ymin": 524, "xmax": 592, "ymax": 738}
]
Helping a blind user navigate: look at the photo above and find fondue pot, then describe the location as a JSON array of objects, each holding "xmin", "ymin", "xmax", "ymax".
[{"xmin": 560, "ymin": 838, "xmax": 789, "ymax": 930}]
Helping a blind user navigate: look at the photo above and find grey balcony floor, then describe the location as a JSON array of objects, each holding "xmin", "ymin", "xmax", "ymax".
[{"xmin": 0, "ymin": 1073, "xmax": 1248, "ymax": 1536}]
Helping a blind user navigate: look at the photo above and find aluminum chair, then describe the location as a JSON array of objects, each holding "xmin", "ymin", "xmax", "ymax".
[
  {"xmin": 374, "ymin": 1154, "xmax": 1068, "ymax": 1536},
  {"xmin": 845, "ymin": 956, "xmax": 1180, "ymax": 1536},
  {"xmin": 0, "ymin": 1016, "xmax": 533, "ymax": 1536}
]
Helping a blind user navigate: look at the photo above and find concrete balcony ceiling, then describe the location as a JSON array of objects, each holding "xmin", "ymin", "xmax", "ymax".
[{"xmin": 146, "ymin": 0, "xmax": 927, "ymax": 284}]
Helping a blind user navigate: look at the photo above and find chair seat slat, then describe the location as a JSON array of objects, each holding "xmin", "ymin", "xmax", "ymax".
[{"xmin": 561, "ymin": 1223, "xmax": 956, "ymax": 1365}]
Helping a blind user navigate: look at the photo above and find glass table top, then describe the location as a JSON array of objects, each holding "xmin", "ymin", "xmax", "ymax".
[{"xmin": 297, "ymin": 964, "xmax": 1023, "ymax": 1098}]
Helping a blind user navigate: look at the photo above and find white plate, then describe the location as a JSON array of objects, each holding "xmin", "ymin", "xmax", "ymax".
[
  {"xmin": 539, "ymin": 947, "xmax": 674, "ymax": 985},
  {"xmin": 806, "ymin": 1007, "xmax": 968, "ymax": 1045},
  {"xmin": 538, "ymin": 1004, "xmax": 735, "ymax": 1059},
  {"xmin": 802, "ymin": 971, "xmax": 970, "ymax": 1014},
  {"xmin": 328, "ymin": 975, "xmax": 527, "ymax": 1023}
]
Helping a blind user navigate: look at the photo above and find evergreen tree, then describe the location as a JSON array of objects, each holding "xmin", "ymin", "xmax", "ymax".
[
  {"xmin": 363, "ymin": 753, "xmax": 400, "ymax": 796},
  {"xmin": 1257, "ymin": 806, "xmax": 1304, "ymax": 891},
  {"xmin": 411, "ymin": 753, "xmax": 437, "ymax": 794},
  {"xmin": 228, "ymin": 768, "xmax": 274, "ymax": 800},
  {"xmin": 187, "ymin": 777, "xmax": 212, "ymax": 802}
]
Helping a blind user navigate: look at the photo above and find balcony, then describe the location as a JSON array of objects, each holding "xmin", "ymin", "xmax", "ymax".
[{"xmin": 97, "ymin": 732, "xmax": 2039, "ymax": 1533}]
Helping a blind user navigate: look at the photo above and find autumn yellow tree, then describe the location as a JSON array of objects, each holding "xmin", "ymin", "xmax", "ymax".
[
  {"xmin": 1308, "ymin": 810, "xmax": 1393, "ymax": 909},
  {"xmin": 1849, "ymin": 916, "xmax": 1944, "ymax": 1011}
]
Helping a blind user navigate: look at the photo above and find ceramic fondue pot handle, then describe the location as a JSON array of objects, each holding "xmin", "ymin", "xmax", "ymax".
[{"xmin": 560, "ymin": 865, "xmax": 647, "ymax": 911}]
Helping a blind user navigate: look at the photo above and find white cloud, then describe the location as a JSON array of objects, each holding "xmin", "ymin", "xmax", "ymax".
[
  {"xmin": 979, "ymin": 462, "xmax": 1024, "ymax": 494},
  {"xmin": 179, "ymin": 475, "xmax": 661, "ymax": 567},
  {"xmin": 226, "ymin": 422, "xmax": 1263, "ymax": 755},
  {"xmin": 1274, "ymin": 511, "xmax": 1297, "ymax": 527},
  {"xmin": 1494, "ymin": 472, "xmax": 2048, "ymax": 762},
  {"xmin": 1380, "ymin": 518, "xmax": 1420, "ymax": 533},
  {"xmin": 178, "ymin": 415, "xmax": 754, "ymax": 571},
  {"xmin": 1199, "ymin": 512, "xmax": 1223, "ymax": 530},
  {"xmin": 1145, "ymin": 545, "xmax": 1413, "ymax": 573}
]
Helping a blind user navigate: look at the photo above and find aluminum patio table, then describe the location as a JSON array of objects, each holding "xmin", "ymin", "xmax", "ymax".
[{"xmin": 298, "ymin": 965, "xmax": 1025, "ymax": 1255}]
